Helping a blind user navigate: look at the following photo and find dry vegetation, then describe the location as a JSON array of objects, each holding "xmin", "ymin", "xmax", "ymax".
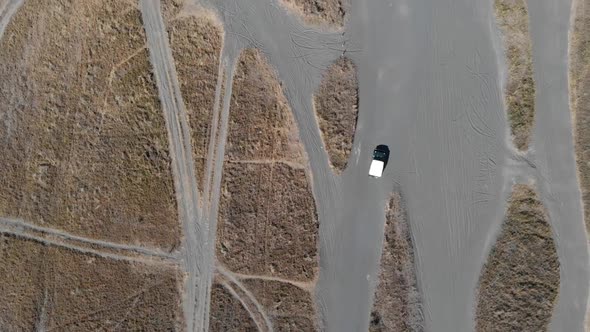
[
  {"xmin": 314, "ymin": 57, "xmax": 359, "ymax": 173},
  {"xmin": 369, "ymin": 193, "xmax": 422, "ymax": 332},
  {"xmin": 242, "ymin": 279, "xmax": 318, "ymax": 331},
  {"xmin": 0, "ymin": 0, "xmax": 179, "ymax": 250},
  {"xmin": 0, "ymin": 235, "xmax": 182, "ymax": 331},
  {"xmin": 494, "ymin": 0, "xmax": 536, "ymax": 151},
  {"xmin": 217, "ymin": 48, "xmax": 318, "ymax": 282},
  {"xmin": 476, "ymin": 184, "xmax": 559, "ymax": 331},
  {"xmin": 569, "ymin": 0, "xmax": 590, "ymax": 329},
  {"xmin": 164, "ymin": 2, "xmax": 224, "ymax": 195},
  {"xmin": 208, "ymin": 282, "xmax": 258, "ymax": 332},
  {"xmin": 280, "ymin": 0, "xmax": 347, "ymax": 29}
]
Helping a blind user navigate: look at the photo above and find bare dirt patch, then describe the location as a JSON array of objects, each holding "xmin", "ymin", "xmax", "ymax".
[
  {"xmin": 0, "ymin": 235, "xmax": 183, "ymax": 331},
  {"xmin": 164, "ymin": 4, "xmax": 224, "ymax": 194},
  {"xmin": 208, "ymin": 281, "xmax": 258, "ymax": 332},
  {"xmin": 369, "ymin": 193, "xmax": 423, "ymax": 332},
  {"xmin": 494, "ymin": 0, "xmax": 535, "ymax": 151},
  {"xmin": 280, "ymin": 0, "xmax": 347, "ymax": 29},
  {"xmin": 314, "ymin": 57, "xmax": 358, "ymax": 173},
  {"xmin": 475, "ymin": 184, "xmax": 559, "ymax": 331},
  {"xmin": 0, "ymin": 0, "xmax": 179, "ymax": 250},
  {"xmin": 216, "ymin": 48, "xmax": 318, "ymax": 282},
  {"xmin": 242, "ymin": 278, "xmax": 318, "ymax": 331}
]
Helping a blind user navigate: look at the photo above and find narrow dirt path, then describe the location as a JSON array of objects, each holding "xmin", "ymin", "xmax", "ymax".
[
  {"xmin": 139, "ymin": 1, "xmax": 205, "ymax": 330},
  {"xmin": 0, "ymin": 217, "xmax": 179, "ymax": 261}
]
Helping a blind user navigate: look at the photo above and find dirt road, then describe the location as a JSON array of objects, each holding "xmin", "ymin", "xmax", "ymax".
[{"xmin": 203, "ymin": 0, "xmax": 590, "ymax": 331}]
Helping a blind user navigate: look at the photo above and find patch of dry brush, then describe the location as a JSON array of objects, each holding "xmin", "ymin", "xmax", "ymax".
[
  {"xmin": 218, "ymin": 48, "xmax": 318, "ymax": 280},
  {"xmin": 494, "ymin": 0, "xmax": 536, "ymax": 151},
  {"xmin": 370, "ymin": 193, "xmax": 423, "ymax": 332},
  {"xmin": 569, "ymin": 0, "xmax": 590, "ymax": 328},
  {"xmin": 208, "ymin": 282, "xmax": 259, "ymax": 332},
  {"xmin": 314, "ymin": 57, "xmax": 359, "ymax": 173},
  {"xmin": 243, "ymin": 279, "xmax": 318, "ymax": 331},
  {"xmin": 164, "ymin": 3, "xmax": 224, "ymax": 195},
  {"xmin": 0, "ymin": 235, "xmax": 183, "ymax": 330},
  {"xmin": 0, "ymin": 0, "xmax": 179, "ymax": 250},
  {"xmin": 280, "ymin": 0, "xmax": 347, "ymax": 29},
  {"xmin": 476, "ymin": 184, "xmax": 559, "ymax": 331}
]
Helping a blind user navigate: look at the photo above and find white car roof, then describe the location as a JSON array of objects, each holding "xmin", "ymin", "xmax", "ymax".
[{"xmin": 369, "ymin": 160, "xmax": 384, "ymax": 177}]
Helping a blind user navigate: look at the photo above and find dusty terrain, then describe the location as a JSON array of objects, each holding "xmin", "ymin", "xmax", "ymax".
[
  {"xmin": 475, "ymin": 184, "xmax": 559, "ymax": 331},
  {"xmin": 217, "ymin": 48, "xmax": 318, "ymax": 281},
  {"xmin": 0, "ymin": 0, "xmax": 179, "ymax": 250},
  {"xmin": 314, "ymin": 57, "xmax": 359, "ymax": 173},
  {"xmin": 369, "ymin": 193, "xmax": 422, "ymax": 332},
  {"xmin": 164, "ymin": 3, "xmax": 223, "ymax": 195},
  {"xmin": 494, "ymin": 0, "xmax": 535, "ymax": 151},
  {"xmin": 0, "ymin": 235, "xmax": 182, "ymax": 331},
  {"xmin": 208, "ymin": 281, "xmax": 258, "ymax": 331},
  {"xmin": 280, "ymin": 0, "xmax": 347, "ymax": 29}
]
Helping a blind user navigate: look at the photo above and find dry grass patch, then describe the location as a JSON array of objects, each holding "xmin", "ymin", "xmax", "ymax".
[
  {"xmin": 216, "ymin": 48, "xmax": 318, "ymax": 282},
  {"xmin": 0, "ymin": 235, "xmax": 183, "ymax": 331},
  {"xmin": 476, "ymin": 184, "xmax": 559, "ymax": 331},
  {"xmin": 0, "ymin": 0, "xmax": 179, "ymax": 249},
  {"xmin": 280, "ymin": 0, "xmax": 347, "ymax": 29},
  {"xmin": 242, "ymin": 279, "xmax": 318, "ymax": 331},
  {"xmin": 369, "ymin": 193, "xmax": 422, "ymax": 332},
  {"xmin": 314, "ymin": 57, "xmax": 358, "ymax": 173},
  {"xmin": 494, "ymin": 0, "xmax": 535, "ymax": 151},
  {"xmin": 208, "ymin": 282, "xmax": 258, "ymax": 332},
  {"xmin": 165, "ymin": 5, "xmax": 223, "ymax": 194}
]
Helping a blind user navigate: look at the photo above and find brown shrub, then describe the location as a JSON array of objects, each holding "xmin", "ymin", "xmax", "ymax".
[
  {"xmin": 0, "ymin": 0, "xmax": 179, "ymax": 249},
  {"xmin": 208, "ymin": 282, "xmax": 258, "ymax": 332},
  {"xmin": 242, "ymin": 279, "xmax": 318, "ymax": 331},
  {"xmin": 314, "ymin": 57, "xmax": 358, "ymax": 173},
  {"xmin": 217, "ymin": 163, "xmax": 318, "ymax": 281},
  {"xmin": 0, "ymin": 235, "xmax": 183, "ymax": 331},
  {"xmin": 216, "ymin": 48, "xmax": 318, "ymax": 282},
  {"xmin": 476, "ymin": 184, "xmax": 559, "ymax": 331},
  {"xmin": 370, "ymin": 193, "xmax": 422, "ymax": 332},
  {"xmin": 280, "ymin": 0, "xmax": 347, "ymax": 29},
  {"xmin": 494, "ymin": 0, "xmax": 535, "ymax": 151}
]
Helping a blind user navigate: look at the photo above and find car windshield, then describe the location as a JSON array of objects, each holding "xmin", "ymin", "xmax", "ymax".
[{"xmin": 373, "ymin": 150, "xmax": 387, "ymax": 160}]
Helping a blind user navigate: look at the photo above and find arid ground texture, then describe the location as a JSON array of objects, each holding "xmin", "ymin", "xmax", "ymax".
[{"xmin": 0, "ymin": 0, "xmax": 589, "ymax": 331}]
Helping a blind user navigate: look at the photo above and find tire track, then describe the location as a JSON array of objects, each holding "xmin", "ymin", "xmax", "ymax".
[
  {"xmin": 0, "ymin": 0, "xmax": 22, "ymax": 40},
  {"xmin": 139, "ymin": 1, "xmax": 204, "ymax": 330}
]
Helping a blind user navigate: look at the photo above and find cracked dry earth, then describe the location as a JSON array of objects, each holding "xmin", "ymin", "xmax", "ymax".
[{"xmin": 0, "ymin": 0, "xmax": 321, "ymax": 330}]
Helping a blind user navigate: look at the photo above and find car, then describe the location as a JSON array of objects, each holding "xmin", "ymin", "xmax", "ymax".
[{"xmin": 368, "ymin": 145, "xmax": 389, "ymax": 178}]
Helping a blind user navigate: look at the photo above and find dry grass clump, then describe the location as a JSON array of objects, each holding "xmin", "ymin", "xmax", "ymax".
[
  {"xmin": 217, "ymin": 48, "xmax": 318, "ymax": 282},
  {"xmin": 494, "ymin": 0, "xmax": 535, "ymax": 151},
  {"xmin": 0, "ymin": 0, "xmax": 179, "ymax": 250},
  {"xmin": 314, "ymin": 57, "xmax": 358, "ymax": 173},
  {"xmin": 208, "ymin": 282, "xmax": 258, "ymax": 332},
  {"xmin": 242, "ymin": 279, "xmax": 318, "ymax": 331},
  {"xmin": 165, "ymin": 6, "xmax": 223, "ymax": 194},
  {"xmin": 280, "ymin": 0, "xmax": 347, "ymax": 29},
  {"xmin": 0, "ymin": 235, "xmax": 183, "ymax": 331},
  {"xmin": 370, "ymin": 193, "xmax": 422, "ymax": 332},
  {"xmin": 217, "ymin": 163, "xmax": 318, "ymax": 281},
  {"xmin": 475, "ymin": 184, "xmax": 559, "ymax": 331}
]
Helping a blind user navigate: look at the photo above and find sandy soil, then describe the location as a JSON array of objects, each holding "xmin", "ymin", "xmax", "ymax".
[
  {"xmin": 369, "ymin": 193, "xmax": 422, "ymax": 332},
  {"xmin": 0, "ymin": 235, "xmax": 183, "ymax": 330},
  {"xmin": 314, "ymin": 57, "xmax": 359, "ymax": 174},
  {"xmin": 476, "ymin": 184, "xmax": 559, "ymax": 331},
  {"xmin": 494, "ymin": 0, "xmax": 535, "ymax": 151},
  {"xmin": 0, "ymin": 0, "xmax": 179, "ymax": 250}
]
